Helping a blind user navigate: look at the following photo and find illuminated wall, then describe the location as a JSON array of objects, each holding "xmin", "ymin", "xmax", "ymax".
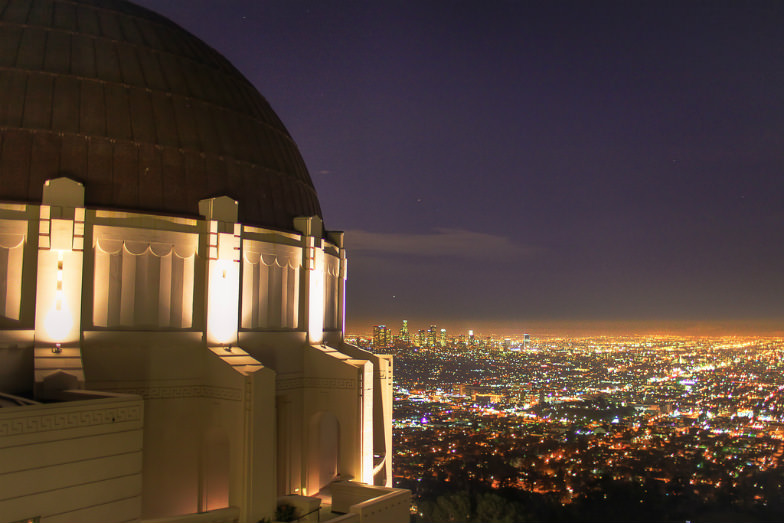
[
  {"xmin": 93, "ymin": 234, "xmax": 196, "ymax": 328},
  {"xmin": 241, "ymin": 242, "xmax": 301, "ymax": 329},
  {"xmin": 323, "ymin": 252, "xmax": 340, "ymax": 330}
]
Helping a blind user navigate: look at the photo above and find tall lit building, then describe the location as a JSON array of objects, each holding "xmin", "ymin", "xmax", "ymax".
[
  {"xmin": 415, "ymin": 329, "xmax": 425, "ymax": 347},
  {"xmin": 0, "ymin": 1, "xmax": 407, "ymax": 522},
  {"xmin": 440, "ymin": 328, "xmax": 447, "ymax": 347},
  {"xmin": 399, "ymin": 320, "xmax": 410, "ymax": 343},
  {"xmin": 373, "ymin": 325, "xmax": 389, "ymax": 349},
  {"xmin": 427, "ymin": 325, "xmax": 438, "ymax": 348}
]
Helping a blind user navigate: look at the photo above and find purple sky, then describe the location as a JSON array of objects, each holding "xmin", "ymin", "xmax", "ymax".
[{"xmin": 135, "ymin": 1, "xmax": 784, "ymax": 335}]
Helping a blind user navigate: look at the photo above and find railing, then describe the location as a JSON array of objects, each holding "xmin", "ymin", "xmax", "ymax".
[{"xmin": 330, "ymin": 482, "xmax": 411, "ymax": 523}]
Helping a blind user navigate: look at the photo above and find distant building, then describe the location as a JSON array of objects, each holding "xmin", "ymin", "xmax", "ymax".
[
  {"xmin": 427, "ymin": 325, "xmax": 438, "ymax": 348},
  {"xmin": 400, "ymin": 320, "xmax": 410, "ymax": 343},
  {"xmin": 373, "ymin": 325, "xmax": 389, "ymax": 348},
  {"xmin": 416, "ymin": 329, "xmax": 426, "ymax": 347}
]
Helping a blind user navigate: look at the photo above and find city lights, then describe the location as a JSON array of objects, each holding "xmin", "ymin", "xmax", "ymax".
[{"xmin": 358, "ymin": 324, "xmax": 784, "ymax": 520}]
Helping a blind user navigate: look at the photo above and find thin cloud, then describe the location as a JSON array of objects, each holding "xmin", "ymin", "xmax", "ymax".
[{"xmin": 345, "ymin": 228, "xmax": 542, "ymax": 261}]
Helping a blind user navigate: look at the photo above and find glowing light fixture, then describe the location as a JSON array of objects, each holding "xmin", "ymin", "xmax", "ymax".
[
  {"xmin": 44, "ymin": 251, "xmax": 74, "ymax": 342},
  {"xmin": 208, "ymin": 258, "xmax": 239, "ymax": 345},
  {"xmin": 204, "ymin": 215, "xmax": 241, "ymax": 346}
]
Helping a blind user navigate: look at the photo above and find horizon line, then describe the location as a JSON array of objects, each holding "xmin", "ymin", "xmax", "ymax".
[{"xmin": 346, "ymin": 318, "xmax": 784, "ymax": 338}]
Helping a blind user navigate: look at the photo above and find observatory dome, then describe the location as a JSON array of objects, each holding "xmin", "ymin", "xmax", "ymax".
[
  {"xmin": 0, "ymin": 0, "xmax": 321, "ymax": 230},
  {"xmin": 0, "ymin": 2, "xmax": 406, "ymax": 520}
]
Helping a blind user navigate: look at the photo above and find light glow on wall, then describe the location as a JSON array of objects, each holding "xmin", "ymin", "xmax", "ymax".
[
  {"xmin": 307, "ymin": 237, "xmax": 325, "ymax": 344},
  {"xmin": 45, "ymin": 303, "xmax": 74, "ymax": 341},
  {"xmin": 35, "ymin": 185, "xmax": 85, "ymax": 345},
  {"xmin": 207, "ymin": 257, "xmax": 240, "ymax": 345},
  {"xmin": 44, "ymin": 251, "xmax": 74, "ymax": 341},
  {"xmin": 361, "ymin": 362, "xmax": 374, "ymax": 484}
]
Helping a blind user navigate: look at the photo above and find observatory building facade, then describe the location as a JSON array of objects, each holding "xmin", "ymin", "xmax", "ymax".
[{"xmin": 0, "ymin": 1, "xmax": 406, "ymax": 522}]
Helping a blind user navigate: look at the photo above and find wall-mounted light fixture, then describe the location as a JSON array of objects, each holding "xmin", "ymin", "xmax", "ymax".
[{"xmin": 43, "ymin": 250, "xmax": 74, "ymax": 342}]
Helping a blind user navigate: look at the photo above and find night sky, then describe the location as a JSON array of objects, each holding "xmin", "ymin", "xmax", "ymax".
[{"xmin": 135, "ymin": 1, "xmax": 784, "ymax": 335}]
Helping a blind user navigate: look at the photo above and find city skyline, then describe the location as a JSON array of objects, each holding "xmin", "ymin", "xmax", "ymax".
[
  {"xmin": 136, "ymin": 1, "xmax": 784, "ymax": 335},
  {"xmin": 356, "ymin": 318, "xmax": 784, "ymax": 338}
]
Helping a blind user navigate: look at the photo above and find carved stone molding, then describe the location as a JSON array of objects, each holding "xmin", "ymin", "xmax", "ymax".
[
  {"xmin": 277, "ymin": 376, "xmax": 356, "ymax": 391},
  {"xmin": 103, "ymin": 385, "xmax": 242, "ymax": 402},
  {"xmin": 0, "ymin": 404, "xmax": 142, "ymax": 437}
]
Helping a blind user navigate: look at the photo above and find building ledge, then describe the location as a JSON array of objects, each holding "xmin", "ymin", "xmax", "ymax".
[{"xmin": 330, "ymin": 481, "xmax": 411, "ymax": 523}]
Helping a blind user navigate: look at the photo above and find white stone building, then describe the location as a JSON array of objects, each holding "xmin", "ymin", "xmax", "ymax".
[{"xmin": 0, "ymin": 1, "xmax": 406, "ymax": 522}]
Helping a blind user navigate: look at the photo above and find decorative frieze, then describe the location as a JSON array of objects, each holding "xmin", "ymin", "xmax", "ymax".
[
  {"xmin": 0, "ymin": 404, "xmax": 142, "ymax": 437},
  {"xmin": 101, "ymin": 385, "xmax": 242, "ymax": 402},
  {"xmin": 276, "ymin": 376, "xmax": 356, "ymax": 391}
]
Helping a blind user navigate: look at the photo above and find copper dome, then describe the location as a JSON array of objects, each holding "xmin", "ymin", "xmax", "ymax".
[{"xmin": 0, "ymin": 0, "xmax": 321, "ymax": 230}]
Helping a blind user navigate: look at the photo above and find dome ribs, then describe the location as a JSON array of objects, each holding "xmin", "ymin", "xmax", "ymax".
[
  {"xmin": 78, "ymin": 77, "xmax": 105, "ymax": 136},
  {"xmin": 132, "ymin": 8, "xmax": 162, "ymax": 50},
  {"xmin": 171, "ymin": 95, "xmax": 200, "ymax": 151},
  {"xmin": 0, "ymin": 0, "xmax": 323, "ymax": 231},
  {"xmin": 0, "ymin": 70, "xmax": 27, "ymax": 127},
  {"xmin": 69, "ymin": 34, "xmax": 96, "ymax": 77},
  {"xmin": 0, "ymin": 24, "xmax": 21, "ymax": 68},
  {"xmin": 157, "ymin": 51, "xmax": 189, "ymax": 97},
  {"xmin": 51, "ymin": 75, "xmax": 79, "ymax": 133},
  {"xmin": 93, "ymin": 35, "xmax": 121, "ymax": 82},
  {"xmin": 16, "ymin": 27, "xmax": 46, "ymax": 70},
  {"xmin": 26, "ymin": 0, "xmax": 53, "ymax": 26},
  {"xmin": 204, "ymin": 153, "xmax": 227, "ymax": 201},
  {"xmin": 0, "ymin": 130, "xmax": 32, "ymax": 201},
  {"xmin": 115, "ymin": 9, "xmax": 143, "ymax": 46},
  {"xmin": 2, "ymin": 0, "xmax": 32, "ymax": 25},
  {"xmin": 137, "ymin": 141, "xmax": 163, "ymax": 211},
  {"xmin": 136, "ymin": 47, "xmax": 167, "ymax": 91},
  {"xmin": 42, "ymin": 24, "xmax": 70, "ymax": 74},
  {"xmin": 149, "ymin": 90, "xmax": 178, "ymax": 148},
  {"xmin": 192, "ymin": 99, "xmax": 220, "ymax": 156},
  {"xmin": 52, "ymin": 1, "xmax": 77, "ymax": 32},
  {"xmin": 74, "ymin": 2, "xmax": 100, "ymax": 36},
  {"xmin": 182, "ymin": 60, "xmax": 208, "ymax": 103},
  {"xmin": 159, "ymin": 147, "xmax": 185, "ymax": 212},
  {"xmin": 182, "ymin": 149, "xmax": 206, "ymax": 215},
  {"xmin": 22, "ymin": 73, "xmax": 53, "ymax": 130},
  {"xmin": 58, "ymin": 132, "xmax": 87, "ymax": 180},
  {"xmin": 84, "ymin": 135, "xmax": 112, "ymax": 203},
  {"xmin": 29, "ymin": 131, "xmax": 59, "ymax": 198},
  {"xmin": 116, "ymin": 41, "xmax": 144, "ymax": 86},
  {"xmin": 128, "ymin": 87, "xmax": 155, "ymax": 143},
  {"xmin": 111, "ymin": 139, "xmax": 138, "ymax": 209},
  {"xmin": 103, "ymin": 82, "xmax": 131, "ymax": 140},
  {"xmin": 96, "ymin": 7, "xmax": 122, "ymax": 41}
]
